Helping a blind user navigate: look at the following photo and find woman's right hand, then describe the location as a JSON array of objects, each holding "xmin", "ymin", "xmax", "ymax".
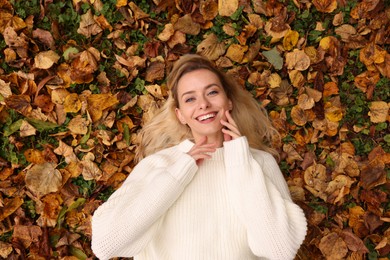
[{"xmin": 187, "ymin": 136, "xmax": 216, "ymax": 165}]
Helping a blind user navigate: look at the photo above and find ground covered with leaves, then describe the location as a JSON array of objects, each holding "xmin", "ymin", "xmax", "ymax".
[{"xmin": 0, "ymin": 0, "xmax": 389, "ymax": 259}]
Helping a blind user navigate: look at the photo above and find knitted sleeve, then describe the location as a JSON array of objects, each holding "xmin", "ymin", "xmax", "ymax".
[
  {"xmin": 224, "ymin": 137, "xmax": 307, "ymax": 260},
  {"xmin": 91, "ymin": 148, "xmax": 198, "ymax": 260}
]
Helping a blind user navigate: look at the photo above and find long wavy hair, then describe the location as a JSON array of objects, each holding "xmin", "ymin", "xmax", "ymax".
[{"xmin": 135, "ymin": 54, "xmax": 279, "ymax": 162}]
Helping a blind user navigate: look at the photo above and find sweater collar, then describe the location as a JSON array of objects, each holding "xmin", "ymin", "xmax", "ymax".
[{"xmin": 178, "ymin": 139, "xmax": 224, "ymax": 161}]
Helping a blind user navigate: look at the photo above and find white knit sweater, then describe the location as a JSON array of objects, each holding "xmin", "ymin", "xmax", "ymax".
[{"xmin": 91, "ymin": 137, "xmax": 307, "ymax": 260}]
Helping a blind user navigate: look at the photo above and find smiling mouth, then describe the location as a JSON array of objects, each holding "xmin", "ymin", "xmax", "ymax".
[{"xmin": 196, "ymin": 112, "xmax": 217, "ymax": 121}]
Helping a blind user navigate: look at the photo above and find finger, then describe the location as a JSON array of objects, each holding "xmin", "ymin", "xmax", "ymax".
[
  {"xmin": 222, "ymin": 128, "xmax": 240, "ymax": 140},
  {"xmin": 225, "ymin": 110, "xmax": 238, "ymax": 127},
  {"xmin": 221, "ymin": 120, "xmax": 241, "ymax": 136}
]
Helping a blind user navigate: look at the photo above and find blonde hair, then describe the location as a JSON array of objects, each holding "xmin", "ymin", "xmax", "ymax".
[{"xmin": 135, "ymin": 54, "xmax": 279, "ymax": 162}]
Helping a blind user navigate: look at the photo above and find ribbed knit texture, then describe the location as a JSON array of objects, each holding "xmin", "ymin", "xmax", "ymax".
[{"xmin": 91, "ymin": 137, "xmax": 307, "ymax": 260}]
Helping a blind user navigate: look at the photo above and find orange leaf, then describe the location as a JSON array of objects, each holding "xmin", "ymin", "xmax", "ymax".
[
  {"xmin": 218, "ymin": 0, "xmax": 238, "ymax": 16},
  {"xmin": 0, "ymin": 197, "xmax": 23, "ymax": 222},
  {"xmin": 319, "ymin": 232, "xmax": 348, "ymax": 259},
  {"xmin": 77, "ymin": 10, "xmax": 102, "ymax": 37},
  {"xmin": 226, "ymin": 44, "xmax": 248, "ymax": 63},
  {"xmin": 64, "ymin": 93, "xmax": 82, "ymax": 113},
  {"xmin": 285, "ymin": 49, "xmax": 311, "ymax": 71},
  {"xmin": 197, "ymin": 33, "xmax": 226, "ymax": 61},
  {"xmin": 24, "ymin": 149, "xmax": 46, "ymax": 164},
  {"xmin": 323, "ymin": 82, "xmax": 339, "ymax": 97}
]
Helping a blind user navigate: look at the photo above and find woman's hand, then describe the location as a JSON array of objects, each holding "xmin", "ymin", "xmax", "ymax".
[
  {"xmin": 221, "ymin": 110, "xmax": 241, "ymax": 142},
  {"xmin": 187, "ymin": 136, "xmax": 217, "ymax": 165}
]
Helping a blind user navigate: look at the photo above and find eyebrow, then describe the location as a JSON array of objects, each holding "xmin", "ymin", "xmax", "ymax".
[{"xmin": 180, "ymin": 84, "xmax": 221, "ymax": 98}]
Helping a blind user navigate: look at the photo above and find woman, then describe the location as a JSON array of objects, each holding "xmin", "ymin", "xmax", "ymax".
[{"xmin": 91, "ymin": 54, "xmax": 307, "ymax": 259}]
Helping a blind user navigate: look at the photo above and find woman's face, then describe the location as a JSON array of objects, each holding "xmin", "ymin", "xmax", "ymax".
[{"xmin": 175, "ymin": 69, "xmax": 232, "ymax": 142}]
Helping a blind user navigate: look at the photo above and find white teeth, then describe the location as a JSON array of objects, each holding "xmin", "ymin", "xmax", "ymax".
[{"xmin": 197, "ymin": 113, "xmax": 216, "ymax": 121}]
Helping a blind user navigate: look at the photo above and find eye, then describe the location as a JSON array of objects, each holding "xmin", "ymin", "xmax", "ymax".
[
  {"xmin": 208, "ymin": 90, "xmax": 218, "ymax": 96},
  {"xmin": 185, "ymin": 97, "xmax": 195, "ymax": 103}
]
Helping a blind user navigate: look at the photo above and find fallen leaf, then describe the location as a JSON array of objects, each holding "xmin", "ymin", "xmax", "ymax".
[
  {"xmin": 0, "ymin": 241, "xmax": 12, "ymax": 259},
  {"xmin": 173, "ymin": 14, "xmax": 200, "ymax": 35},
  {"xmin": 54, "ymin": 140, "xmax": 78, "ymax": 163},
  {"xmin": 283, "ymin": 30, "xmax": 299, "ymax": 51},
  {"xmin": 285, "ymin": 49, "xmax": 311, "ymax": 71},
  {"xmin": 13, "ymin": 225, "xmax": 42, "ymax": 248},
  {"xmin": 25, "ymin": 162, "xmax": 62, "ymax": 198},
  {"xmin": 64, "ymin": 93, "xmax": 82, "ymax": 113},
  {"xmin": 225, "ymin": 44, "xmax": 248, "ymax": 63},
  {"xmin": 312, "ymin": 0, "xmax": 337, "ymax": 13},
  {"xmin": 0, "ymin": 197, "xmax": 23, "ymax": 222},
  {"xmin": 19, "ymin": 120, "xmax": 36, "ymax": 137},
  {"xmin": 77, "ymin": 10, "xmax": 102, "ymax": 38},
  {"xmin": 199, "ymin": 0, "xmax": 218, "ymax": 20},
  {"xmin": 81, "ymin": 152, "xmax": 102, "ymax": 181},
  {"xmin": 68, "ymin": 115, "xmax": 89, "ymax": 135},
  {"xmin": 158, "ymin": 23, "xmax": 174, "ymax": 41},
  {"xmin": 34, "ymin": 50, "xmax": 60, "ymax": 69},
  {"xmin": 196, "ymin": 33, "xmax": 226, "ymax": 61},
  {"xmin": 368, "ymin": 101, "xmax": 389, "ymax": 123},
  {"xmin": 87, "ymin": 93, "xmax": 119, "ymax": 122},
  {"xmin": 262, "ymin": 47, "xmax": 283, "ymax": 70},
  {"xmin": 24, "ymin": 149, "xmax": 46, "ymax": 164},
  {"xmin": 319, "ymin": 232, "xmax": 348, "ymax": 259},
  {"xmin": 291, "ymin": 105, "xmax": 308, "ymax": 126},
  {"xmin": 218, "ymin": 0, "xmax": 238, "ymax": 16}
]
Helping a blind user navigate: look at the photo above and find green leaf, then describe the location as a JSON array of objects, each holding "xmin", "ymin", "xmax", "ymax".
[
  {"xmin": 70, "ymin": 246, "xmax": 87, "ymax": 260},
  {"xmin": 26, "ymin": 118, "xmax": 58, "ymax": 131},
  {"xmin": 262, "ymin": 47, "xmax": 283, "ymax": 70},
  {"xmin": 4, "ymin": 119, "xmax": 23, "ymax": 136}
]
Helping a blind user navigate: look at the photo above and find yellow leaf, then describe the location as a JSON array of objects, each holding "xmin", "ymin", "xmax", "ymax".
[
  {"xmin": 63, "ymin": 93, "xmax": 81, "ymax": 113},
  {"xmin": 283, "ymin": 30, "xmax": 299, "ymax": 51},
  {"xmin": 325, "ymin": 102, "xmax": 343, "ymax": 122},
  {"xmin": 24, "ymin": 149, "xmax": 46, "ymax": 164},
  {"xmin": 87, "ymin": 93, "xmax": 119, "ymax": 122},
  {"xmin": 368, "ymin": 101, "xmax": 389, "ymax": 123},
  {"xmin": 197, "ymin": 33, "xmax": 226, "ymax": 61},
  {"xmin": 297, "ymin": 94, "xmax": 315, "ymax": 110},
  {"xmin": 158, "ymin": 23, "xmax": 174, "ymax": 42}
]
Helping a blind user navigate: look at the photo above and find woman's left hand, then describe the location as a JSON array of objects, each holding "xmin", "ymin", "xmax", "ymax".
[{"xmin": 221, "ymin": 110, "xmax": 242, "ymax": 142}]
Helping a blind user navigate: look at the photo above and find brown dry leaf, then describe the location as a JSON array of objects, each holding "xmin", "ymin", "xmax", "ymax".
[
  {"xmin": 329, "ymin": 152, "xmax": 360, "ymax": 177},
  {"xmin": 283, "ymin": 30, "xmax": 299, "ymax": 51},
  {"xmin": 291, "ymin": 105, "xmax": 308, "ymax": 126},
  {"xmin": 268, "ymin": 73, "xmax": 282, "ymax": 89},
  {"xmin": 326, "ymin": 175, "xmax": 354, "ymax": 204},
  {"xmin": 348, "ymin": 206, "xmax": 367, "ymax": 237},
  {"xmin": 25, "ymin": 162, "xmax": 62, "ymax": 198},
  {"xmin": 145, "ymin": 84, "xmax": 164, "ymax": 99},
  {"xmin": 197, "ymin": 33, "xmax": 226, "ymax": 61},
  {"xmin": 34, "ymin": 94, "xmax": 55, "ymax": 113},
  {"xmin": 269, "ymin": 80, "xmax": 292, "ymax": 106},
  {"xmin": 0, "ymin": 241, "xmax": 12, "ymax": 259},
  {"xmin": 157, "ymin": 23, "xmax": 174, "ymax": 41},
  {"xmin": 0, "ymin": 197, "xmax": 23, "ymax": 222},
  {"xmin": 288, "ymin": 70, "xmax": 305, "ymax": 88},
  {"xmin": 360, "ymin": 159, "xmax": 387, "ymax": 190},
  {"xmin": 81, "ymin": 152, "xmax": 102, "ymax": 181},
  {"xmin": 68, "ymin": 115, "xmax": 89, "ymax": 135},
  {"xmin": 225, "ymin": 44, "xmax": 248, "ymax": 63},
  {"xmin": 283, "ymin": 143, "xmax": 303, "ymax": 165},
  {"xmin": 304, "ymin": 163, "xmax": 327, "ymax": 201},
  {"xmin": 236, "ymin": 24, "xmax": 257, "ymax": 45},
  {"xmin": 332, "ymin": 12, "xmax": 344, "ymax": 26},
  {"xmin": 64, "ymin": 93, "xmax": 82, "ymax": 113},
  {"xmin": 24, "ymin": 149, "xmax": 46, "ymax": 164},
  {"xmin": 32, "ymin": 28, "xmax": 55, "ymax": 50},
  {"xmin": 319, "ymin": 232, "xmax": 348, "ymax": 259},
  {"xmin": 173, "ymin": 14, "xmax": 200, "ymax": 35},
  {"xmin": 376, "ymin": 52, "xmax": 390, "ymax": 78},
  {"xmin": 77, "ymin": 9, "xmax": 103, "ymax": 38},
  {"xmin": 129, "ymin": 2, "xmax": 149, "ymax": 20},
  {"xmin": 0, "ymin": 79, "xmax": 12, "ymax": 98},
  {"xmin": 298, "ymin": 94, "xmax": 315, "ymax": 110},
  {"xmin": 341, "ymin": 229, "xmax": 369, "ymax": 253},
  {"xmin": 54, "ymin": 140, "xmax": 78, "ymax": 163},
  {"xmin": 312, "ymin": 0, "xmax": 337, "ymax": 13},
  {"xmin": 87, "ymin": 93, "xmax": 119, "ymax": 122},
  {"xmin": 335, "ymin": 24, "xmax": 356, "ymax": 42},
  {"xmin": 36, "ymin": 193, "xmax": 63, "ymax": 227},
  {"xmin": 350, "ymin": 0, "xmax": 381, "ymax": 20},
  {"xmin": 13, "ymin": 225, "xmax": 42, "ymax": 248},
  {"xmin": 359, "ymin": 43, "xmax": 387, "ymax": 67},
  {"xmin": 5, "ymin": 94, "xmax": 32, "ymax": 116},
  {"xmin": 20, "ymin": 120, "xmax": 36, "ymax": 137},
  {"xmin": 285, "ymin": 49, "xmax": 311, "ymax": 71},
  {"xmin": 145, "ymin": 61, "xmax": 165, "ymax": 82},
  {"xmin": 218, "ymin": 0, "xmax": 238, "ymax": 16},
  {"xmin": 199, "ymin": 0, "xmax": 218, "ymax": 20},
  {"xmin": 368, "ymin": 101, "xmax": 389, "ymax": 123}
]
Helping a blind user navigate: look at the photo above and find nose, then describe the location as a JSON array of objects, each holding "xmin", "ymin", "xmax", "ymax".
[{"xmin": 198, "ymin": 96, "xmax": 210, "ymax": 110}]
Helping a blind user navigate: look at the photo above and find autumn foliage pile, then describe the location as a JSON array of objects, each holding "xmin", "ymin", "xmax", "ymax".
[{"xmin": 0, "ymin": 0, "xmax": 389, "ymax": 259}]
